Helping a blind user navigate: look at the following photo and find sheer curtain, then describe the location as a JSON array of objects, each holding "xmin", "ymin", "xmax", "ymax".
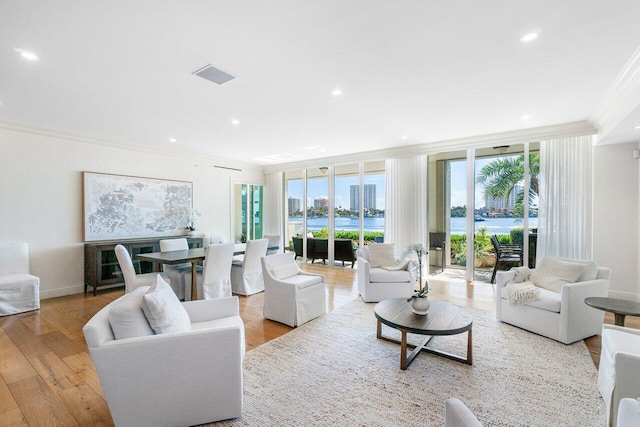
[
  {"xmin": 538, "ymin": 135, "xmax": 595, "ymax": 260},
  {"xmin": 384, "ymin": 155, "xmax": 427, "ymax": 254},
  {"xmin": 264, "ymin": 172, "xmax": 283, "ymax": 244}
]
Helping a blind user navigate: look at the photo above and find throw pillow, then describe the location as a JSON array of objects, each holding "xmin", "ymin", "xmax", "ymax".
[
  {"xmin": 529, "ymin": 257, "xmax": 586, "ymax": 293},
  {"xmin": 382, "ymin": 258, "xmax": 412, "ymax": 271},
  {"xmin": 270, "ymin": 262, "xmax": 300, "ymax": 280},
  {"xmin": 509, "ymin": 266, "xmax": 531, "ymax": 283},
  {"xmin": 108, "ymin": 286, "xmax": 155, "ymax": 340},
  {"xmin": 557, "ymin": 258, "xmax": 599, "ymax": 282},
  {"xmin": 368, "ymin": 243, "xmax": 396, "ymax": 268},
  {"xmin": 141, "ymin": 275, "xmax": 191, "ymax": 334}
]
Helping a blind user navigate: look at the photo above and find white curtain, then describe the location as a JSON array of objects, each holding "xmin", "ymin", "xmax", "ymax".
[
  {"xmin": 384, "ymin": 155, "xmax": 427, "ymax": 255},
  {"xmin": 538, "ymin": 135, "xmax": 594, "ymax": 260},
  {"xmin": 264, "ymin": 172, "xmax": 283, "ymax": 243}
]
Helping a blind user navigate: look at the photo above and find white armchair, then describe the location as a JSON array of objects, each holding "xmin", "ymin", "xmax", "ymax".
[
  {"xmin": 495, "ymin": 257, "xmax": 610, "ymax": 344},
  {"xmin": 356, "ymin": 245, "xmax": 415, "ymax": 303},
  {"xmin": 445, "ymin": 398, "xmax": 483, "ymax": 427},
  {"xmin": 83, "ymin": 294, "xmax": 244, "ymax": 427},
  {"xmin": 597, "ymin": 324, "xmax": 640, "ymax": 427},
  {"xmin": 0, "ymin": 242, "xmax": 40, "ymax": 316},
  {"xmin": 261, "ymin": 253, "xmax": 327, "ymax": 327}
]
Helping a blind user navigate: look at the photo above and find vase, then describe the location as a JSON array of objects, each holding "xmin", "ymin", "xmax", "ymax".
[
  {"xmin": 188, "ymin": 231, "xmax": 195, "ymax": 237},
  {"xmin": 411, "ymin": 297, "xmax": 430, "ymax": 315}
]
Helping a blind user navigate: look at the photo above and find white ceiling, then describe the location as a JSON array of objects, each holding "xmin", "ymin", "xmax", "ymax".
[{"xmin": 2, "ymin": 1, "xmax": 640, "ymax": 166}]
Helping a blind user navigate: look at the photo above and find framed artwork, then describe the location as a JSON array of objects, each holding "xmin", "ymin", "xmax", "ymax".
[{"xmin": 83, "ymin": 172, "xmax": 193, "ymax": 241}]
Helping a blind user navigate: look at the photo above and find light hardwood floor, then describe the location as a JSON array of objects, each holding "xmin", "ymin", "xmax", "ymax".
[{"xmin": 0, "ymin": 263, "xmax": 636, "ymax": 426}]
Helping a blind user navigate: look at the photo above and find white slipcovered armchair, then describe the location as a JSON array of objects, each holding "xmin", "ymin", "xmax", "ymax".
[
  {"xmin": 261, "ymin": 253, "xmax": 327, "ymax": 327},
  {"xmin": 445, "ymin": 398, "xmax": 482, "ymax": 427},
  {"xmin": 0, "ymin": 242, "xmax": 40, "ymax": 316},
  {"xmin": 597, "ymin": 324, "xmax": 640, "ymax": 427},
  {"xmin": 495, "ymin": 257, "xmax": 610, "ymax": 344},
  {"xmin": 83, "ymin": 293, "xmax": 244, "ymax": 427},
  {"xmin": 356, "ymin": 245, "xmax": 415, "ymax": 303}
]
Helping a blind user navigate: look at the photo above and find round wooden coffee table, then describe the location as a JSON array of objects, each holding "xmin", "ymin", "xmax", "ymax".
[
  {"xmin": 374, "ymin": 298, "xmax": 473, "ymax": 370},
  {"xmin": 584, "ymin": 297, "xmax": 640, "ymax": 326}
]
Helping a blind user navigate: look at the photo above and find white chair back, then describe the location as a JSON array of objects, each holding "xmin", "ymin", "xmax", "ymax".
[
  {"xmin": 264, "ymin": 234, "xmax": 281, "ymax": 255},
  {"xmin": 201, "ymin": 243, "xmax": 234, "ymax": 299},
  {"xmin": 0, "ymin": 242, "xmax": 30, "ymax": 275},
  {"xmin": 115, "ymin": 245, "xmax": 138, "ymax": 293},
  {"xmin": 242, "ymin": 239, "xmax": 269, "ymax": 274},
  {"xmin": 210, "ymin": 234, "xmax": 226, "ymax": 244},
  {"xmin": 160, "ymin": 238, "xmax": 189, "ymax": 252}
]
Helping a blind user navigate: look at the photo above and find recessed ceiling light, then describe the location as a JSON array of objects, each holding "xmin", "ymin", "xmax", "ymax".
[
  {"xmin": 520, "ymin": 32, "xmax": 539, "ymax": 43},
  {"xmin": 401, "ymin": 135, "xmax": 408, "ymax": 140},
  {"xmin": 521, "ymin": 115, "xmax": 531, "ymax": 120},
  {"xmin": 14, "ymin": 48, "xmax": 38, "ymax": 60},
  {"xmin": 231, "ymin": 119, "xmax": 240, "ymax": 125},
  {"xmin": 633, "ymin": 125, "xmax": 640, "ymax": 129},
  {"xmin": 331, "ymin": 88, "xmax": 343, "ymax": 96},
  {"xmin": 168, "ymin": 138, "xmax": 177, "ymax": 143}
]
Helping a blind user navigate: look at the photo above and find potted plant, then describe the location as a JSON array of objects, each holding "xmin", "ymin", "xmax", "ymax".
[
  {"xmin": 185, "ymin": 224, "xmax": 196, "ymax": 236},
  {"xmin": 407, "ymin": 281, "xmax": 430, "ymax": 315},
  {"xmin": 185, "ymin": 208, "xmax": 200, "ymax": 236}
]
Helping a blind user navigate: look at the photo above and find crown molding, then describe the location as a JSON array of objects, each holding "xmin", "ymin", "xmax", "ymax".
[
  {"xmin": 0, "ymin": 119, "xmax": 264, "ymax": 173},
  {"xmin": 263, "ymin": 120, "xmax": 596, "ymax": 173},
  {"xmin": 590, "ymin": 45, "xmax": 640, "ymax": 139}
]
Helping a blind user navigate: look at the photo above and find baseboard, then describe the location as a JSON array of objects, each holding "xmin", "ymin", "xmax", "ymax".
[{"xmin": 608, "ymin": 290, "xmax": 640, "ymax": 302}]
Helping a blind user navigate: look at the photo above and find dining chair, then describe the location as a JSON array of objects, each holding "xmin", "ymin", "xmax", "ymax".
[
  {"xmin": 231, "ymin": 238, "xmax": 269, "ymax": 295},
  {"xmin": 185, "ymin": 243, "xmax": 234, "ymax": 299},
  {"xmin": 0, "ymin": 242, "xmax": 40, "ymax": 316},
  {"xmin": 115, "ymin": 244, "xmax": 170, "ymax": 293},
  {"xmin": 159, "ymin": 238, "xmax": 193, "ymax": 300},
  {"xmin": 264, "ymin": 234, "xmax": 281, "ymax": 255}
]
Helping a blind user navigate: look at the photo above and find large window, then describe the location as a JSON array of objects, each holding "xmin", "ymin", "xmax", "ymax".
[{"xmin": 233, "ymin": 183, "xmax": 263, "ymax": 243}]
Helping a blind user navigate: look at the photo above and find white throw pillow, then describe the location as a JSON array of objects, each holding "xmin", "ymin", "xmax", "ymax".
[
  {"xmin": 557, "ymin": 258, "xmax": 599, "ymax": 282},
  {"xmin": 368, "ymin": 243, "xmax": 396, "ymax": 268},
  {"xmin": 509, "ymin": 266, "xmax": 531, "ymax": 283},
  {"xmin": 530, "ymin": 257, "xmax": 585, "ymax": 293},
  {"xmin": 270, "ymin": 262, "xmax": 300, "ymax": 280},
  {"xmin": 108, "ymin": 286, "xmax": 155, "ymax": 340},
  {"xmin": 141, "ymin": 275, "xmax": 191, "ymax": 334}
]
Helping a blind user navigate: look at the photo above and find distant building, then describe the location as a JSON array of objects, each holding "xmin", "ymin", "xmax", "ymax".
[
  {"xmin": 484, "ymin": 184, "xmax": 522, "ymax": 210},
  {"xmin": 314, "ymin": 197, "xmax": 329, "ymax": 210},
  {"xmin": 288, "ymin": 196, "xmax": 300, "ymax": 213},
  {"xmin": 350, "ymin": 184, "xmax": 376, "ymax": 211}
]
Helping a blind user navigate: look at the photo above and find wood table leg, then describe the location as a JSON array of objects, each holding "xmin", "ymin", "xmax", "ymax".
[
  {"xmin": 400, "ymin": 331, "xmax": 408, "ymax": 370},
  {"xmin": 190, "ymin": 261, "xmax": 198, "ymax": 301}
]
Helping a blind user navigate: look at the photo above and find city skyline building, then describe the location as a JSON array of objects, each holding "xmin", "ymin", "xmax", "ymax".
[
  {"xmin": 350, "ymin": 184, "xmax": 376, "ymax": 211},
  {"xmin": 288, "ymin": 196, "xmax": 300, "ymax": 213},
  {"xmin": 314, "ymin": 197, "xmax": 329, "ymax": 210}
]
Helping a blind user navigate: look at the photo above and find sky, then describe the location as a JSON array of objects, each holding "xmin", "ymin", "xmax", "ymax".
[{"xmin": 288, "ymin": 173, "xmax": 386, "ymax": 210}]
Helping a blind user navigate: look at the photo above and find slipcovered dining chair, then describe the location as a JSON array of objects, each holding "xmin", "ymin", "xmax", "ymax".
[
  {"xmin": 231, "ymin": 238, "xmax": 268, "ymax": 295},
  {"xmin": 159, "ymin": 238, "xmax": 193, "ymax": 300},
  {"xmin": 0, "ymin": 242, "xmax": 40, "ymax": 316},
  {"xmin": 264, "ymin": 234, "xmax": 281, "ymax": 255},
  {"xmin": 115, "ymin": 244, "xmax": 170, "ymax": 293},
  {"xmin": 185, "ymin": 243, "xmax": 234, "ymax": 300}
]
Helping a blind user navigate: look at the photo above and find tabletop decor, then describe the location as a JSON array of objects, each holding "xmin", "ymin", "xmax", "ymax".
[
  {"xmin": 185, "ymin": 209, "xmax": 200, "ymax": 236},
  {"xmin": 405, "ymin": 243, "xmax": 429, "ymax": 315}
]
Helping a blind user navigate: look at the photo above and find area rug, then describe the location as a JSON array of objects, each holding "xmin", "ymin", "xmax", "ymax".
[{"xmin": 211, "ymin": 300, "xmax": 605, "ymax": 426}]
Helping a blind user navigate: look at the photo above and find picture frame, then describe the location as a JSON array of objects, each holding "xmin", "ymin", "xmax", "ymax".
[{"xmin": 83, "ymin": 172, "xmax": 193, "ymax": 241}]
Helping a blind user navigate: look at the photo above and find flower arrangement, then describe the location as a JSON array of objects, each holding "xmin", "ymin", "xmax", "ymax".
[
  {"xmin": 407, "ymin": 284, "xmax": 429, "ymax": 302},
  {"xmin": 185, "ymin": 208, "xmax": 200, "ymax": 232}
]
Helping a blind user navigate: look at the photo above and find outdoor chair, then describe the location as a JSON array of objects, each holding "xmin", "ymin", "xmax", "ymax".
[{"xmin": 490, "ymin": 234, "xmax": 523, "ymax": 283}]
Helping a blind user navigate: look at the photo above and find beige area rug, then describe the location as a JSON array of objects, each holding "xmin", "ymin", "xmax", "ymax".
[{"xmin": 211, "ymin": 300, "xmax": 605, "ymax": 427}]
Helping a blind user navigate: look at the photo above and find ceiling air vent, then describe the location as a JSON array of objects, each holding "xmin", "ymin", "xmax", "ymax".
[{"xmin": 192, "ymin": 64, "xmax": 236, "ymax": 85}]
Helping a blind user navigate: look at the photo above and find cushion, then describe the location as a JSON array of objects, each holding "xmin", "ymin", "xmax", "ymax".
[
  {"xmin": 141, "ymin": 275, "xmax": 191, "ymax": 334},
  {"xmin": 278, "ymin": 274, "xmax": 324, "ymax": 289},
  {"xmin": 529, "ymin": 257, "xmax": 586, "ymax": 292},
  {"xmin": 270, "ymin": 262, "xmax": 300, "ymax": 280},
  {"xmin": 557, "ymin": 258, "xmax": 599, "ymax": 282},
  {"xmin": 108, "ymin": 286, "xmax": 155, "ymax": 339},
  {"xmin": 367, "ymin": 243, "xmax": 396, "ymax": 268},
  {"xmin": 500, "ymin": 285, "xmax": 561, "ymax": 313},
  {"xmin": 383, "ymin": 258, "xmax": 412, "ymax": 271},
  {"xmin": 369, "ymin": 268, "xmax": 411, "ymax": 283},
  {"xmin": 509, "ymin": 266, "xmax": 531, "ymax": 283}
]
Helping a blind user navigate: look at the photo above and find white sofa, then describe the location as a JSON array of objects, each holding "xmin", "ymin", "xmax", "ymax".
[
  {"xmin": 445, "ymin": 398, "xmax": 482, "ymax": 427},
  {"xmin": 83, "ymin": 293, "xmax": 244, "ymax": 427},
  {"xmin": 356, "ymin": 246, "xmax": 415, "ymax": 303},
  {"xmin": 495, "ymin": 259, "xmax": 610, "ymax": 344},
  {"xmin": 597, "ymin": 324, "xmax": 640, "ymax": 427},
  {"xmin": 261, "ymin": 253, "xmax": 327, "ymax": 327}
]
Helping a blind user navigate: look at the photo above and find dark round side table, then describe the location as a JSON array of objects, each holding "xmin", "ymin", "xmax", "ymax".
[{"xmin": 584, "ymin": 297, "xmax": 640, "ymax": 326}]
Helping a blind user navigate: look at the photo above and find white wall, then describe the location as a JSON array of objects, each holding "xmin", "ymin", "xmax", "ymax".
[
  {"xmin": 593, "ymin": 142, "xmax": 639, "ymax": 300},
  {"xmin": 0, "ymin": 127, "xmax": 264, "ymax": 299}
]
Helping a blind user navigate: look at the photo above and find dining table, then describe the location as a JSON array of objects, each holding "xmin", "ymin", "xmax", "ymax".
[{"xmin": 137, "ymin": 243, "xmax": 277, "ymax": 301}]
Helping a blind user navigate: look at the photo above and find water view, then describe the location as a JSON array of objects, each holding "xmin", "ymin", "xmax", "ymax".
[{"xmin": 289, "ymin": 216, "xmax": 536, "ymax": 235}]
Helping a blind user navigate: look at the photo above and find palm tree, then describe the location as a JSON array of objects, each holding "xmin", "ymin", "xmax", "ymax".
[{"xmin": 476, "ymin": 153, "xmax": 539, "ymax": 219}]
